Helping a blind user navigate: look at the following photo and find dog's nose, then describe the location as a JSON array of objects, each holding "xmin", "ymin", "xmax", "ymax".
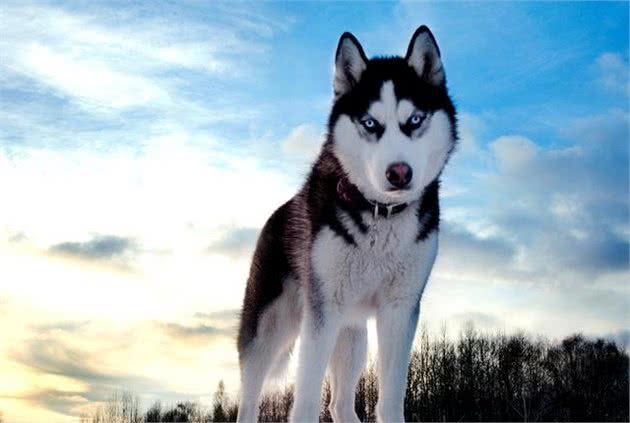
[{"xmin": 386, "ymin": 162, "xmax": 413, "ymax": 189}]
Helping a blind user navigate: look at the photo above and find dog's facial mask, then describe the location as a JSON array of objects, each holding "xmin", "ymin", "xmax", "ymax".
[{"xmin": 330, "ymin": 27, "xmax": 455, "ymax": 205}]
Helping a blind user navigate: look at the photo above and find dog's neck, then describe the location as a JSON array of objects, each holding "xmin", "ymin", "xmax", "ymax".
[{"xmin": 336, "ymin": 177, "xmax": 408, "ymax": 218}]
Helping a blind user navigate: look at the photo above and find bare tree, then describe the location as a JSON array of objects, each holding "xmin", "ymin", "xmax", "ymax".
[
  {"xmin": 83, "ymin": 391, "xmax": 141, "ymax": 423},
  {"xmin": 212, "ymin": 380, "xmax": 227, "ymax": 422},
  {"xmin": 76, "ymin": 329, "xmax": 628, "ymax": 422}
]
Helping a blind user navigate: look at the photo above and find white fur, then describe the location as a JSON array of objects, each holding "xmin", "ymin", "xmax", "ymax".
[
  {"xmin": 236, "ymin": 23, "xmax": 456, "ymax": 422},
  {"xmin": 289, "ymin": 79, "xmax": 448, "ymax": 421},
  {"xmin": 237, "ymin": 278, "xmax": 302, "ymax": 422},
  {"xmin": 333, "ymin": 81, "xmax": 453, "ymax": 205},
  {"xmin": 240, "ymin": 211, "xmax": 438, "ymax": 422},
  {"xmin": 290, "ymin": 208, "xmax": 439, "ymax": 422},
  {"xmin": 329, "ymin": 326, "xmax": 367, "ymax": 423},
  {"xmin": 238, "ymin": 185, "xmax": 442, "ymax": 423},
  {"xmin": 396, "ymin": 99, "xmax": 416, "ymax": 124},
  {"xmin": 239, "ymin": 78, "xmax": 450, "ymax": 423}
]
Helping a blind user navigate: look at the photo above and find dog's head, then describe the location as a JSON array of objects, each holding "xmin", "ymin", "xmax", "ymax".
[{"xmin": 328, "ymin": 26, "xmax": 457, "ymax": 205}]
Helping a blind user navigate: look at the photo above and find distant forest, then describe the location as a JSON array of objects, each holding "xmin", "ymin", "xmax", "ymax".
[{"xmin": 80, "ymin": 328, "xmax": 629, "ymax": 422}]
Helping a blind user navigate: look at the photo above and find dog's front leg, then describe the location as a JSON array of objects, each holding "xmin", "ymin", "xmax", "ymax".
[
  {"xmin": 290, "ymin": 303, "xmax": 341, "ymax": 422},
  {"xmin": 375, "ymin": 299, "xmax": 420, "ymax": 422}
]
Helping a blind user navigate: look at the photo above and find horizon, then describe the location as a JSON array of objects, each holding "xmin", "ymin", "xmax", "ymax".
[{"xmin": 0, "ymin": 1, "xmax": 628, "ymax": 422}]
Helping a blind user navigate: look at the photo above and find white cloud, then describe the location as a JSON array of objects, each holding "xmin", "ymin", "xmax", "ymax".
[
  {"xmin": 457, "ymin": 112, "xmax": 485, "ymax": 154},
  {"xmin": 490, "ymin": 135, "xmax": 539, "ymax": 173},
  {"xmin": 0, "ymin": 124, "xmax": 301, "ymax": 419},
  {"xmin": 596, "ymin": 52, "xmax": 629, "ymax": 95},
  {"xmin": 451, "ymin": 109, "xmax": 628, "ymax": 284},
  {"xmin": 0, "ymin": 132, "xmax": 295, "ymax": 248},
  {"xmin": 16, "ymin": 43, "xmax": 169, "ymax": 109},
  {"xmin": 0, "ymin": 4, "xmax": 288, "ymax": 113},
  {"xmin": 281, "ymin": 123, "xmax": 324, "ymax": 162}
]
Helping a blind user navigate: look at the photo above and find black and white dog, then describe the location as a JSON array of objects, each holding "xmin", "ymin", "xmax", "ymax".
[{"xmin": 236, "ymin": 26, "xmax": 457, "ymax": 422}]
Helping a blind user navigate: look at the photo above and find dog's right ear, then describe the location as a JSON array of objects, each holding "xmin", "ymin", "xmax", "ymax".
[{"xmin": 334, "ymin": 32, "xmax": 368, "ymax": 98}]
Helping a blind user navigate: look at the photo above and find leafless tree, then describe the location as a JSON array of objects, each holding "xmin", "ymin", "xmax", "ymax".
[
  {"xmin": 78, "ymin": 329, "xmax": 628, "ymax": 422},
  {"xmin": 82, "ymin": 391, "xmax": 141, "ymax": 423}
]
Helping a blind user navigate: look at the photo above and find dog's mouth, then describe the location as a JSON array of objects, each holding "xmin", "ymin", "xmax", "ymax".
[
  {"xmin": 378, "ymin": 183, "xmax": 424, "ymax": 205},
  {"xmin": 386, "ymin": 185, "xmax": 413, "ymax": 193}
]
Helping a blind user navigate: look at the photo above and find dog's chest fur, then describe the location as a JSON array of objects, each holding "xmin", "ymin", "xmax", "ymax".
[{"xmin": 311, "ymin": 206, "xmax": 436, "ymax": 322}]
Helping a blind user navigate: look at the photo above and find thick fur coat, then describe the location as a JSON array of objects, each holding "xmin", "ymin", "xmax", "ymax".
[{"xmin": 236, "ymin": 26, "xmax": 457, "ymax": 422}]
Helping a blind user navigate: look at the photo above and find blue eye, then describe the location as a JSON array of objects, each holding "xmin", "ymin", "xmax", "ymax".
[
  {"xmin": 360, "ymin": 116, "xmax": 379, "ymax": 133},
  {"xmin": 409, "ymin": 113, "xmax": 425, "ymax": 128}
]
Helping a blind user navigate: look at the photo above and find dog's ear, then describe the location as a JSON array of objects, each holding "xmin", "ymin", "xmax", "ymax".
[
  {"xmin": 405, "ymin": 26, "xmax": 445, "ymax": 86},
  {"xmin": 334, "ymin": 32, "xmax": 368, "ymax": 98}
]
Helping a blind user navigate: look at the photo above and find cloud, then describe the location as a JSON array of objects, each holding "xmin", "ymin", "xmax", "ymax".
[
  {"xmin": 436, "ymin": 224, "xmax": 520, "ymax": 283},
  {"xmin": 7, "ymin": 325, "xmax": 235, "ymax": 418},
  {"xmin": 0, "ymin": 3, "xmax": 290, "ymax": 117},
  {"xmin": 511, "ymin": 114, "xmax": 626, "ymax": 271},
  {"xmin": 7, "ymin": 231, "xmax": 26, "ymax": 243},
  {"xmin": 282, "ymin": 124, "xmax": 324, "ymax": 163},
  {"xmin": 33, "ymin": 321, "xmax": 91, "ymax": 334},
  {"xmin": 7, "ymin": 389, "xmax": 88, "ymax": 417},
  {"xmin": 13, "ymin": 339, "xmax": 109, "ymax": 384},
  {"xmin": 8, "ymin": 342, "xmax": 173, "ymax": 418},
  {"xmin": 194, "ymin": 309, "xmax": 240, "ymax": 322},
  {"xmin": 602, "ymin": 329, "xmax": 630, "ymax": 350},
  {"xmin": 9, "ymin": 338, "xmax": 161, "ymax": 407},
  {"xmin": 490, "ymin": 135, "xmax": 539, "ymax": 173},
  {"xmin": 193, "ymin": 309, "xmax": 240, "ymax": 337},
  {"xmin": 595, "ymin": 52, "xmax": 629, "ymax": 95},
  {"xmin": 445, "ymin": 108, "xmax": 629, "ymax": 285},
  {"xmin": 457, "ymin": 113, "xmax": 486, "ymax": 154},
  {"xmin": 16, "ymin": 42, "xmax": 169, "ymax": 110},
  {"xmin": 157, "ymin": 310, "xmax": 240, "ymax": 344},
  {"xmin": 49, "ymin": 235, "xmax": 137, "ymax": 264},
  {"xmin": 206, "ymin": 227, "xmax": 259, "ymax": 259},
  {"xmin": 158, "ymin": 322, "xmax": 231, "ymax": 343},
  {"xmin": 450, "ymin": 311, "xmax": 503, "ymax": 331}
]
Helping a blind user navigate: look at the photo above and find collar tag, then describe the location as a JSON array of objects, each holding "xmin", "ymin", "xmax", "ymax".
[
  {"xmin": 387, "ymin": 204, "xmax": 394, "ymax": 218},
  {"xmin": 373, "ymin": 203, "xmax": 378, "ymax": 219}
]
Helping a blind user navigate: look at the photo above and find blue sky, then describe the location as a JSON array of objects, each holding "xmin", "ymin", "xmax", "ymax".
[{"xmin": 0, "ymin": 1, "xmax": 628, "ymax": 421}]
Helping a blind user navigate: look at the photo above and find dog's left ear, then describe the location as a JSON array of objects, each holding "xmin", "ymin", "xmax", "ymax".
[{"xmin": 405, "ymin": 26, "xmax": 445, "ymax": 86}]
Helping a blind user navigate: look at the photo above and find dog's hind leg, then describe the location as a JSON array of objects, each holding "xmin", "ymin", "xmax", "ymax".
[
  {"xmin": 237, "ymin": 343, "xmax": 275, "ymax": 423},
  {"xmin": 237, "ymin": 279, "xmax": 302, "ymax": 423},
  {"xmin": 329, "ymin": 325, "xmax": 367, "ymax": 423}
]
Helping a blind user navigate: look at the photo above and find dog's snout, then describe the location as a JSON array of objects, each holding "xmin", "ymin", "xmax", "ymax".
[{"xmin": 385, "ymin": 162, "xmax": 412, "ymax": 189}]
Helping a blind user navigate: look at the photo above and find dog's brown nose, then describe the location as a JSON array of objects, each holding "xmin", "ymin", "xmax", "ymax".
[{"xmin": 386, "ymin": 162, "xmax": 412, "ymax": 189}]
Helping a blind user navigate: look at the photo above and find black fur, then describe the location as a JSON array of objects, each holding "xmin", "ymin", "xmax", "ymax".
[
  {"xmin": 334, "ymin": 32, "xmax": 369, "ymax": 97},
  {"xmin": 328, "ymin": 57, "xmax": 456, "ymax": 144},
  {"xmin": 237, "ymin": 201, "xmax": 295, "ymax": 353},
  {"xmin": 416, "ymin": 179, "xmax": 440, "ymax": 242},
  {"xmin": 237, "ymin": 152, "xmax": 443, "ymax": 353},
  {"xmin": 237, "ymin": 28, "xmax": 456, "ymax": 355},
  {"xmin": 405, "ymin": 26, "xmax": 441, "ymax": 60}
]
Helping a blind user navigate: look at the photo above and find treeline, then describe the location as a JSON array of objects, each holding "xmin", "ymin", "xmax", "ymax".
[{"xmin": 81, "ymin": 328, "xmax": 629, "ymax": 422}]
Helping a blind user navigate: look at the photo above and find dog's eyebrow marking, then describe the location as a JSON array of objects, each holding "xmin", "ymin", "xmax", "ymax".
[
  {"xmin": 397, "ymin": 100, "xmax": 414, "ymax": 124},
  {"xmin": 367, "ymin": 81, "xmax": 396, "ymax": 125}
]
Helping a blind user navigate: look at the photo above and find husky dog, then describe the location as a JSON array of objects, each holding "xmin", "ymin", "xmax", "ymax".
[{"xmin": 236, "ymin": 26, "xmax": 457, "ymax": 422}]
